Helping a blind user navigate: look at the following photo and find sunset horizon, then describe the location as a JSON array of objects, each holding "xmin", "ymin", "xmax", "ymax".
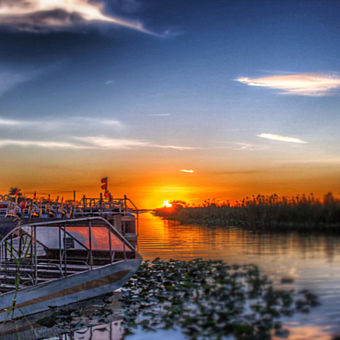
[
  {"xmin": 1, "ymin": 1, "xmax": 339, "ymax": 209},
  {"xmin": 1, "ymin": 1, "xmax": 340, "ymax": 338}
]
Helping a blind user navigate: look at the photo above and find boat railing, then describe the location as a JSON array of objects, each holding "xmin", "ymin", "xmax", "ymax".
[
  {"xmin": 1, "ymin": 195, "xmax": 139, "ymax": 224},
  {"xmin": 0, "ymin": 217, "xmax": 138, "ymax": 293}
]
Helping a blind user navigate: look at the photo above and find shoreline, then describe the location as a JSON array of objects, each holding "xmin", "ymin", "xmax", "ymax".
[
  {"xmin": 153, "ymin": 194, "xmax": 340, "ymax": 233},
  {"xmin": 156, "ymin": 215, "xmax": 340, "ymax": 233}
]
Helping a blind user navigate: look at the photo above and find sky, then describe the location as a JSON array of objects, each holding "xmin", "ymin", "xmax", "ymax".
[{"xmin": 0, "ymin": 0, "xmax": 339, "ymax": 208}]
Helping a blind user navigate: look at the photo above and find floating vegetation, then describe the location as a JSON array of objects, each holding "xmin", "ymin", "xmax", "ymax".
[
  {"xmin": 154, "ymin": 193, "xmax": 340, "ymax": 232},
  {"xmin": 121, "ymin": 259, "xmax": 319, "ymax": 340}
]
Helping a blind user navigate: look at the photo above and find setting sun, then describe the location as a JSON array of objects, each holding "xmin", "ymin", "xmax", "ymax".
[{"xmin": 162, "ymin": 200, "xmax": 172, "ymax": 208}]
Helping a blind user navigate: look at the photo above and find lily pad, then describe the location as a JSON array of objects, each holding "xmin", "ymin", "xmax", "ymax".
[{"xmin": 121, "ymin": 259, "xmax": 319, "ymax": 340}]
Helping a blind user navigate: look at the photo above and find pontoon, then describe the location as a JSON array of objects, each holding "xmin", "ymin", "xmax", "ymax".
[{"xmin": 0, "ymin": 216, "xmax": 141, "ymax": 322}]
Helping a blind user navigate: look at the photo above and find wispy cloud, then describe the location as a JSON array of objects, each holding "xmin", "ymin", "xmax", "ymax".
[
  {"xmin": 153, "ymin": 144, "xmax": 193, "ymax": 150},
  {"xmin": 0, "ymin": 116, "xmax": 123, "ymax": 129},
  {"xmin": 74, "ymin": 136, "xmax": 194, "ymax": 150},
  {"xmin": 0, "ymin": 136, "xmax": 194, "ymax": 151},
  {"xmin": 77, "ymin": 117, "xmax": 123, "ymax": 128},
  {"xmin": 0, "ymin": 117, "xmax": 194, "ymax": 150},
  {"xmin": 0, "ymin": 116, "xmax": 45, "ymax": 127},
  {"xmin": 74, "ymin": 136, "xmax": 149, "ymax": 149},
  {"xmin": 0, "ymin": 117, "xmax": 22, "ymax": 125},
  {"xmin": 180, "ymin": 169, "xmax": 195, "ymax": 173},
  {"xmin": 258, "ymin": 133, "xmax": 308, "ymax": 144},
  {"xmin": 147, "ymin": 113, "xmax": 170, "ymax": 117},
  {"xmin": 0, "ymin": 139, "xmax": 89, "ymax": 149},
  {"xmin": 233, "ymin": 143, "xmax": 261, "ymax": 151},
  {"xmin": 0, "ymin": 0, "xmax": 154, "ymax": 34},
  {"xmin": 235, "ymin": 73, "xmax": 340, "ymax": 96},
  {"xmin": 105, "ymin": 80, "xmax": 114, "ymax": 85},
  {"xmin": 214, "ymin": 142, "xmax": 265, "ymax": 151}
]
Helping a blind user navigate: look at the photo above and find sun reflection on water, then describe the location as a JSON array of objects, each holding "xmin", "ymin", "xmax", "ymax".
[{"xmin": 136, "ymin": 213, "xmax": 340, "ymax": 339}]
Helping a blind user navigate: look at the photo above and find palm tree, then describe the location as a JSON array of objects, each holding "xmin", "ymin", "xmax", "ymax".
[{"xmin": 8, "ymin": 187, "xmax": 22, "ymax": 197}]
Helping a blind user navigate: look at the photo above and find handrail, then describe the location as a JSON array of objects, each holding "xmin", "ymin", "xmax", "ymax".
[
  {"xmin": 0, "ymin": 216, "xmax": 137, "ymax": 253},
  {"xmin": 0, "ymin": 216, "xmax": 141, "ymax": 290},
  {"xmin": 0, "ymin": 196, "xmax": 142, "ymax": 241}
]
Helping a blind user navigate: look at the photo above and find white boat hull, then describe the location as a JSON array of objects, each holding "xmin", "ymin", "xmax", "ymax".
[{"xmin": 0, "ymin": 258, "xmax": 141, "ymax": 322}]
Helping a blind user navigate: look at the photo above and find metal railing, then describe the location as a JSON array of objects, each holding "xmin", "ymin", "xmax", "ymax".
[
  {"xmin": 0, "ymin": 217, "xmax": 139, "ymax": 292},
  {"xmin": 1, "ymin": 195, "xmax": 139, "ymax": 228}
]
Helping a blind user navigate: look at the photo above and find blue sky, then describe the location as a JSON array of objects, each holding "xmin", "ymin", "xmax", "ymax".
[{"xmin": 0, "ymin": 0, "xmax": 339, "ymax": 206}]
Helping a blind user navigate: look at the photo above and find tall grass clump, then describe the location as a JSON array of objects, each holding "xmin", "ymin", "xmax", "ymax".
[{"xmin": 154, "ymin": 193, "xmax": 340, "ymax": 232}]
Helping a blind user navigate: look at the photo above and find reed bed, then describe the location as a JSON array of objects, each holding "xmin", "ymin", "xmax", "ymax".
[{"xmin": 154, "ymin": 193, "xmax": 340, "ymax": 232}]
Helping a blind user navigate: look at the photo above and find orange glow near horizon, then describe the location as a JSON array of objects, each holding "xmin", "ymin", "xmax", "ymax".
[
  {"xmin": 0, "ymin": 154, "xmax": 340, "ymax": 209},
  {"xmin": 1, "ymin": 178, "xmax": 340, "ymax": 210}
]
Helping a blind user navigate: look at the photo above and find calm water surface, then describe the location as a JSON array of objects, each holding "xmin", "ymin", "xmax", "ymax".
[
  {"xmin": 137, "ymin": 213, "xmax": 340, "ymax": 340},
  {"xmin": 27, "ymin": 213, "xmax": 340, "ymax": 339}
]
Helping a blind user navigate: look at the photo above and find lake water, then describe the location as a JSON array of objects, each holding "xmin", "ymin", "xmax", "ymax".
[
  {"xmin": 8, "ymin": 213, "xmax": 340, "ymax": 339},
  {"xmin": 136, "ymin": 213, "xmax": 340, "ymax": 340}
]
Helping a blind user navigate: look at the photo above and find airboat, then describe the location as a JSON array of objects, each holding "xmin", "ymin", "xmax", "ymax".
[
  {"xmin": 0, "ymin": 216, "xmax": 141, "ymax": 322},
  {"xmin": 0, "ymin": 195, "xmax": 139, "ymax": 245}
]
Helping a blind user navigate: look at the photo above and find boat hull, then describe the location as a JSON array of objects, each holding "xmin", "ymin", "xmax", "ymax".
[{"xmin": 0, "ymin": 258, "xmax": 141, "ymax": 322}]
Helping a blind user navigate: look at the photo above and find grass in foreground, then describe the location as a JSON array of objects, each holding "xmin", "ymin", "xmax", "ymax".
[
  {"xmin": 154, "ymin": 193, "xmax": 340, "ymax": 232},
  {"xmin": 121, "ymin": 259, "xmax": 318, "ymax": 340}
]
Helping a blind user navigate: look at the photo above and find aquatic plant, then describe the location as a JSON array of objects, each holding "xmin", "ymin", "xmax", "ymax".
[
  {"xmin": 121, "ymin": 259, "xmax": 318, "ymax": 339},
  {"xmin": 0, "ymin": 230, "xmax": 36, "ymax": 338},
  {"xmin": 154, "ymin": 193, "xmax": 340, "ymax": 232}
]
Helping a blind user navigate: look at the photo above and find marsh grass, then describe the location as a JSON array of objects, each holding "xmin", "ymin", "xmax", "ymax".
[
  {"xmin": 0, "ymin": 230, "xmax": 35, "ymax": 339},
  {"xmin": 155, "ymin": 193, "xmax": 340, "ymax": 232}
]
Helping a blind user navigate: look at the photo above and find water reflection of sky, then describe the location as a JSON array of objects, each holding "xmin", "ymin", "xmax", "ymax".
[
  {"xmin": 16, "ymin": 213, "xmax": 340, "ymax": 340},
  {"xmin": 67, "ymin": 321, "xmax": 124, "ymax": 340},
  {"xmin": 137, "ymin": 213, "xmax": 340, "ymax": 340}
]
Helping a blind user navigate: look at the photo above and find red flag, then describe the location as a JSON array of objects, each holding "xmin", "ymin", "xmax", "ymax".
[
  {"xmin": 19, "ymin": 199, "xmax": 27, "ymax": 210},
  {"xmin": 104, "ymin": 190, "xmax": 110, "ymax": 198},
  {"xmin": 14, "ymin": 189, "xmax": 19, "ymax": 197},
  {"xmin": 101, "ymin": 177, "xmax": 108, "ymax": 190}
]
